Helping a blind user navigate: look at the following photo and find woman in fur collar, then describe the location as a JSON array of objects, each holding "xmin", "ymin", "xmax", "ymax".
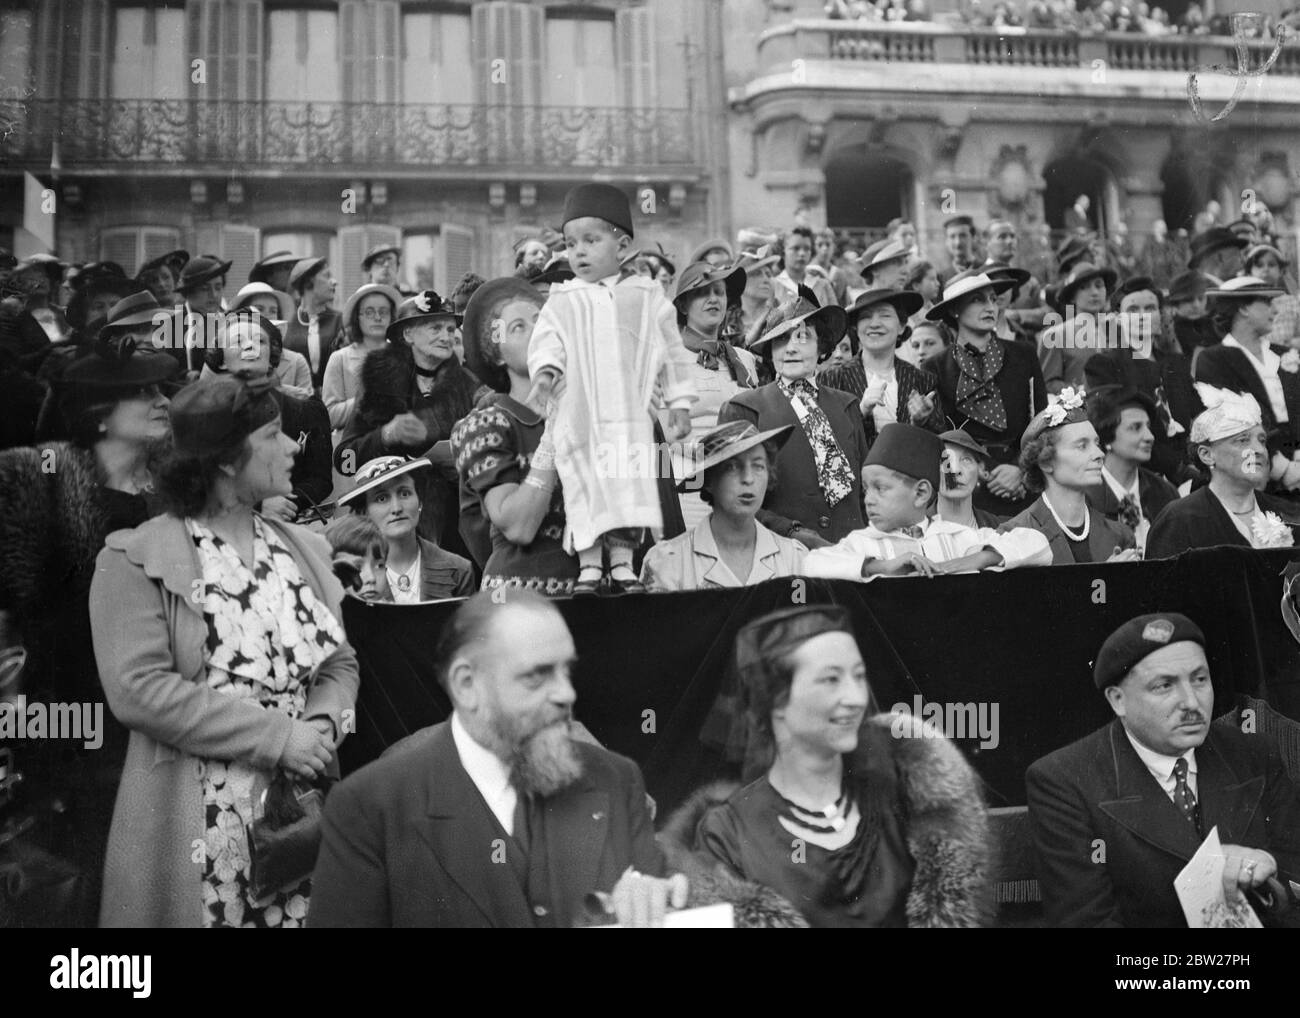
[
  {"xmin": 671, "ymin": 604, "xmax": 991, "ymax": 928},
  {"xmin": 335, "ymin": 290, "xmax": 491, "ymax": 553}
]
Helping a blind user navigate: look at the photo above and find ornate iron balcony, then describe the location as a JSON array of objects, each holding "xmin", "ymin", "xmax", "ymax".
[{"xmin": 0, "ymin": 99, "xmax": 699, "ymax": 173}]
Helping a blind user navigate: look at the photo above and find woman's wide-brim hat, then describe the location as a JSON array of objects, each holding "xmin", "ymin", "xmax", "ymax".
[
  {"xmin": 342, "ymin": 283, "xmax": 402, "ymax": 333},
  {"xmin": 248, "ymin": 250, "xmax": 299, "ymax": 285},
  {"xmin": 1206, "ymin": 275, "xmax": 1286, "ymax": 301},
  {"xmin": 533, "ymin": 256, "xmax": 575, "ymax": 287},
  {"xmin": 137, "ymin": 249, "xmax": 190, "ymax": 279},
  {"xmin": 61, "ymin": 341, "xmax": 179, "ymax": 391},
  {"xmin": 14, "ymin": 254, "xmax": 65, "ymax": 287},
  {"xmin": 1243, "ymin": 243, "xmax": 1288, "ymax": 269},
  {"xmin": 99, "ymin": 290, "xmax": 176, "ymax": 334},
  {"xmin": 926, "ymin": 271, "xmax": 1016, "ymax": 322},
  {"xmin": 859, "ymin": 238, "xmax": 911, "ymax": 278},
  {"xmin": 386, "ymin": 289, "xmax": 461, "ymax": 342},
  {"xmin": 288, "ymin": 257, "xmax": 328, "ymax": 293},
  {"xmin": 178, "ymin": 255, "xmax": 233, "ymax": 293},
  {"xmin": 1057, "ymin": 261, "xmax": 1118, "ymax": 305},
  {"xmin": 361, "ymin": 243, "xmax": 402, "ymax": 271},
  {"xmin": 676, "ymin": 421, "xmax": 792, "ymax": 491},
  {"xmin": 337, "ymin": 455, "xmax": 433, "ymax": 507},
  {"xmin": 844, "ymin": 288, "xmax": 925, "ymax": 328},
  {"xmin": 751, "ymin": 298, "xmax": 847, "ymax": 353},
  {"xmin": 232, "ymin": 282, "xmax": 295, "ymax": 321},
  {"xmin": 462, "ymin": 276, "xmax": 543, "ymax": 390},
  {"xmin": 672, "ymin": 262, "xmax": 746, "ymax": 308},
  {"xmin": 1166, "ymin": 271, "xmax": 1208, "ymax": 305}
]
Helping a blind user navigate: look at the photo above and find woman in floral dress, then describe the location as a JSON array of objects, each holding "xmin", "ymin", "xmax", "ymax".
[{"xmin": 90, "ymin": 374, "xmax": 359, "ymax": 928}]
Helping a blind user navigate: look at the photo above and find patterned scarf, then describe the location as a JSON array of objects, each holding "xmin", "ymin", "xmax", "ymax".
[
  {"xmin": 778, "ymin": 376, "xmax": 855, "ymax": 507},
  {"xmin": 950, "ymin": 340, "xmax": 1008, "ymax": 432},
  {"xmin": 1117, "ymin": 493, "xmax": 1142, "ymax": 531}
]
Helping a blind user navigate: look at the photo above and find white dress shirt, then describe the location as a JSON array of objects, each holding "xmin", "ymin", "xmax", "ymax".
[
  {"xmin": 451, "ymin": 711, "xmax": 517, "ymax": 836},
  {"xmin": 1124, "ymin": 728, "xmax": 1198, "ymax": 803}
]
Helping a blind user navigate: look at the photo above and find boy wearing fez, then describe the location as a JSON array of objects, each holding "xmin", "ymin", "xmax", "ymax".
[
  {"xmin": 527, "ymin": 183, "xmax": 697, "ymax": 594},
  {"xmin": 803, "ymin": 423, "xmax": 1051, "ymax": 579}
]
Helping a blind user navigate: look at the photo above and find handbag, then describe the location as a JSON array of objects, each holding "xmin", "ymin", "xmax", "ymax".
[{"xmin": 246, "ymin": 771, "xmax": 331, "ymax": 902}]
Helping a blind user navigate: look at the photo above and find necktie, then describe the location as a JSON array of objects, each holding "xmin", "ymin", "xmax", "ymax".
[
  {"xmin": 512, "ymin": 789, "xmax": 531, "ymax": 856},
  {"xmin": 779, "ymin": 377, "xmax": 855, "ymax": 508},
  {"xmin": 1172, "ymin": 758, "xmax": 1200, "ymax": 833},
  {"xmin": 900, "ymin": 525, "xmax": 924, "ymax": 539},
  {"xmin": 1117, "ymin": 493, "xmax": 1141, "ymax": 531}
]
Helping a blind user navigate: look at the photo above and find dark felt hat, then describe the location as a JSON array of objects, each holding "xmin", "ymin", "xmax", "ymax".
[
  {"xmin": 844, "ymin": 288, "xmax": 924, "ymax": 328},
  {"xmin": 734, "ymin": 604, "xmax": 853, "ymax": 708},
  {"xmin": 99, "ymin": 291, "xmax": 176, "ymax": 334},
  {"xmin": 177, "ymin": 255, "xmax": 232, "ymax": 293},
  {"xmin": 1167, "ymin": 271, "xmax": 1208, "ymax": 305},
  {"xmin": 1057, "ymin": 261, "xmax": 1119, "ymax": 306},
  {"xmin": 361, "ymin": 243, "xmax": 402, "ymax": 271},
  {"xmin": 66, "ymin": 271, "xmax": 141, "ymax": 329},
  {"xmin": 672, "ymin": 262, "xmax": 746, "ymax": 308},
  {"xmin": 169, "ymin": 374, "xmax": 280, "ymax": 460},
  {"xmin": 1188, "ymin": 227, "xmax": 1247, "ymax": 270},
  {"xmin": 61, "ymin": 338, "xmax": 179, "ymax": 391},
  {"xmin": 386, "ymin": 289, "xmax": 461, "ymax": 342},
  {"xmin": 1055, "ymin": 235, "xmax": 1094, "ymax": 276},
  {"xmin": 138, "ymin": 249, "xmax": 190, "ymax": 280},
  {"xmin": 1093, "ymin": 612, "xmax": 1206, "ymax": 689},
  {"xmin": 561, "ymin": 183, "xmax": 633, "ymax": 237},
  {"xmin": 1110, "ymin": 275, "xmax": 1163, "ymax": 311},
  {"xmin": 248, "ymin": 250, "xmax": 299, "ymax": 285},
  {"xmin": 688, "ymin": 238, "xmax": 735, "ymax": 266},
  {"xmin": 939, "ymin": 428, "xmax": 991, "ymax": 462},
  {"xmin": 288, "ymin": 257, "xmax": 328, "ymax": 293},
  {"xmin": 461, "ymin": 276, "xmax": 545, "ymax": 393},
  {"xmin": 532, "ymin": 256, "xmax": 576, "ymax": 287},
  {"xmin": 865, "ymin": 422, "xmax": 942, "ymax": 492}
]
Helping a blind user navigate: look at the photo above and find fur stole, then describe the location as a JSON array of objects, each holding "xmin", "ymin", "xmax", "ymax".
[
  {"xmin": 661, "ymin": 712, "xmax": 993, "ymax": 928},
  {"xmin": 354, "ymin": 343, "xmax": 489, "ymax": 448}
]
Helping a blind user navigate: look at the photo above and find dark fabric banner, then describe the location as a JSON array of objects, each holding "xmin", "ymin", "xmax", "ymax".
[{"xmin": 339, "ymin": 547, "xmax": 1300, "ymax": 814}]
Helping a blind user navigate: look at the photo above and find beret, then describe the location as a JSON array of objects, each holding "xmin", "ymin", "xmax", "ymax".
[{"xmin": 1093, "ymin": 613, "xmax": 1206, "ymax": 689}]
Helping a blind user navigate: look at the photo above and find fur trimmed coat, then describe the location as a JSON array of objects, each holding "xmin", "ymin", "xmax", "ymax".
[{"xmin": 661, "ymin": 713, "xmax": 992, "ymax": 928}]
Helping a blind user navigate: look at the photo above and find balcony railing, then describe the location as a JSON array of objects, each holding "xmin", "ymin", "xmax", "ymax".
[
  {"xmin": 779, "ymin": 19, "xmax": 1300, "ymax": 76},
  {"xmin": 0, "ymin": 99, "xmax": 699, "ymax": 172}
]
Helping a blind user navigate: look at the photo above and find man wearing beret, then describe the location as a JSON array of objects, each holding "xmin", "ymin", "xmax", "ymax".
[{"xmin": 1027, "ymin": 613, "xmax": 1300, "ymax": 927}]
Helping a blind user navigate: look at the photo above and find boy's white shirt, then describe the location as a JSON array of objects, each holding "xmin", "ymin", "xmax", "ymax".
[
  {"xmin": 802, "ymin": 515, "xmax": 1052, "ymax": 581},
  {"xmin": 525, "ymin": 272, "xmax": 697, "ymax": 552}
]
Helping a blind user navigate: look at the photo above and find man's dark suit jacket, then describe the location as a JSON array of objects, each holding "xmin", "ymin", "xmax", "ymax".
[
  {"xmin": 718, "ymin": 381, "xmax": 867, "ymax": 543},
  {"xmin": 1027, "ymin": 719, "xmax": 1300, "ymax": 927},
  {"xmin": 308, "ymin": 720, "xmax": 663, "ymax": 928},
  {"xmin": 1193, "ymin": 342, "xmax": 1300, "ymax": 457},
  {"xmin": 1146, "ymin": 485, "xmax": 1300, "ymax": 559},
  {"xmin": 272, "ymin": 387, "xmax": 333, "ymax": 514}
]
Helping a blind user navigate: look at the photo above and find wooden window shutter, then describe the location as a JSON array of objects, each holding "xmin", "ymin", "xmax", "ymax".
[
  {"xmin": 340, "ymin": 0, "xmax": 361, "ymax": 102},
  {"xmin": 32, "ymin": 2, "xmax": 60, "ymax": 99},
  {"xmin": 62, "ymin": 0, "xmax": 110, "ymax": 99},
  {"xmin": 517, "ymin": 2, "xmax": 543, "ymax": 107},
  {"xmin": 219, "ymin": 224, "xmax": 261, "ymax": 293},
  {"xmin": 437, "ymin": 225, "xmax": 474, "ymax": 296},
  {"xmin": 376, "ymin": 0, "xmax": 399, "ymax": 104},
  {"xmin": 472, "ymin": 1, "xmax": 509, "ymax": 106},
  {"xmin": 141, "ymin": 227, "xmax": 184, "ymax": 272},
  {"xmin": 337, "ymin": 224, "xmax": 371, "ymax": 302},
  {"xmin": 100, "ymin": 227, "xmax": 143, "ymax": 276},
  {"xmin": 241, "ymin": 0, "xmax": 263, "ymax": 101},
  {"xmin": 616, "ymin": 5, "xmax": 654, "ymax": 110}
]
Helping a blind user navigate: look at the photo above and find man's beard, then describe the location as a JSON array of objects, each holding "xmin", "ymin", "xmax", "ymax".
[{"xmin": 494, "ymin": 710, "xmax": 584, "ymax": 798}]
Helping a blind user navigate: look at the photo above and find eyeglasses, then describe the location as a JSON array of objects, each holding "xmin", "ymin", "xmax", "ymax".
[{"xmin": 360, "ymin": 308, "xmax": 392, "ymax": 321}]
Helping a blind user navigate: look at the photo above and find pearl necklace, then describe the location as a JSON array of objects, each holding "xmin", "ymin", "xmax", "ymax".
[{"xmin": 1041, "ymin": 493, "xmax": 1090, "ymax": 542}]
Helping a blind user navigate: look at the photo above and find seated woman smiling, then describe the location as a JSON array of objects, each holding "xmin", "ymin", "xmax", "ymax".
[{"xmin": 687, "ymin": 605, "xmax": 991, "ymax": 928}]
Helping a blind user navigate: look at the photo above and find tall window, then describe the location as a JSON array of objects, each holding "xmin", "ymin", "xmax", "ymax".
[
  {"xmin": 265, "ymin": 6, "xmax": 340, "ymax": 102},
  {"xmin": 111, "ymin": 5, "xmax": 186, "ymax": 99},
  {"xmin": 0, "ymin": 7, "xmax": 33, "ymax": 99},
  {"xmin": 402, "ymin": 4, "xmax": 473, "ymax": 105},
  {"xmin": 544, "ymin": 8, "xmax": 617, "ymax": 107}
]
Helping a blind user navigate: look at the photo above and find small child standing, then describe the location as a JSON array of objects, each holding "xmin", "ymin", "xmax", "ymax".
[{"xmin": 528, "ymin": 183, "xmax": 697, "ymax": 593}]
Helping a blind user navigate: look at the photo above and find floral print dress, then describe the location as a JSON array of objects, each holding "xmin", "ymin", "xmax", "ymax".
[{"xmin": 187, "ymin": 516, "xmax": 345, "ymax": 928}]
